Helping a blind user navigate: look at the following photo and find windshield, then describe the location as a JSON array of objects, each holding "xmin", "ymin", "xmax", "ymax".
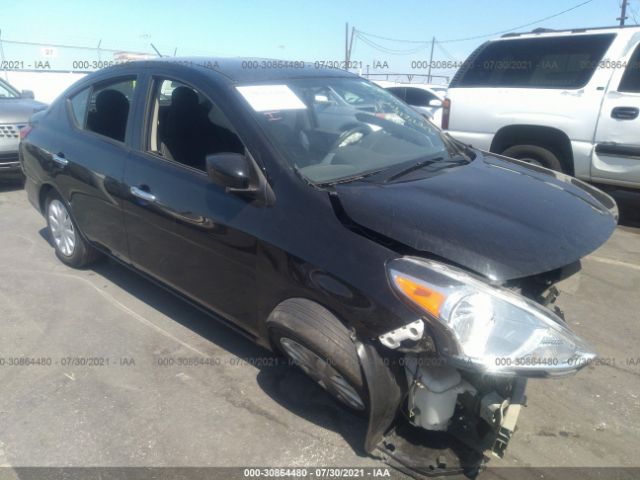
[
  {"xmin": 237, "ymin": 78, "xmax": 463, "ymax": 184},
  {"xmin": 0, "ymin": 79, "xmax": 20, "ymax": 99}
]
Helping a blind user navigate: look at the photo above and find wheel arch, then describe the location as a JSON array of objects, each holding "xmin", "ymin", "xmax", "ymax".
[
  {"xmin": 490, "ymin": 124, "xmax": 574, "ymax": 175},
  {"xmin": 264, "ymin": 296, "xmax": 356, "ymax": 350},
  {"xmin": 38, "ymin": 183, "xmax": 57, "ymax": 214}
]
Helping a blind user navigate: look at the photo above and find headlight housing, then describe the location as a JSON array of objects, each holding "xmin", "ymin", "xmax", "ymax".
[{"xmin": 386, "ymin": 257, "xmax": 596, "ymax": 376}]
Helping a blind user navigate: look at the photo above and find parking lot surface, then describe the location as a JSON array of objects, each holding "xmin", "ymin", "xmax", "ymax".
[{"xmin": 0, "ymin": 182, "xmax": 639, "ymax": 478}]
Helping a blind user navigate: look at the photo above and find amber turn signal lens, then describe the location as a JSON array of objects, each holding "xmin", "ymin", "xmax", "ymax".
[{"xmin": 393, "ymin": 274, "xmax": 445, "ymax": 316}]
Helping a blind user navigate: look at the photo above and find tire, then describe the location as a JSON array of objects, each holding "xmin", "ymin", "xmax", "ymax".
[
  {"xmin": 45, "ymin": 192, "xmax": 101, "ymax": 268},
  {"xmin": 267, "ymin": 298, "xmax": 367, "ymax": 413},
  {"xmin": 501, "ymin": 144, "xmax": 563, "ymax": 172}
]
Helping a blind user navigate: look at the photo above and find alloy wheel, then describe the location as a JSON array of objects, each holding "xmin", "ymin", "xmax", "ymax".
[{"xmin": 48, "ymin": 199, "xmax": 76, "ymax": 257}]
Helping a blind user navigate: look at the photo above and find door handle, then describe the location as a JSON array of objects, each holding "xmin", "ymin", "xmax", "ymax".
[
  {"xmin": 52, "ymin": 152, "xmax": 69, "ymax": 167},
  {"xmin": 130, "ymin": 186, "xmax": 157, "ymax": 203},
  {"xmin": 611, "ymin": 106, "xmax": 639, "ymax": 120}
]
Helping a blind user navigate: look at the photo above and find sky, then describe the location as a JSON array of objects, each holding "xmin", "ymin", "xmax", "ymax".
[{"xmin": 1, "ymin": 0, "xmax": 638, "ymax": 82}]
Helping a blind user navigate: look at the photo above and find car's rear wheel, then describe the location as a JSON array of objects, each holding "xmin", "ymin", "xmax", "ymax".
[
  {"xmin": 267, "ymin": 299, "xmax": 367, "ymax": 413},
  {"xmin": 501, "ymin": 144, "xmax": 563, "ymax": 172},
  {"xmin": 46, "ymin": 193, "xmax": 101, "ymax": 268}
]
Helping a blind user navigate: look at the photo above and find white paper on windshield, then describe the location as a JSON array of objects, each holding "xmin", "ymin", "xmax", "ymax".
[{"xmin": 236, "ymin": 85, "xmax": 307, "ymax": 112}]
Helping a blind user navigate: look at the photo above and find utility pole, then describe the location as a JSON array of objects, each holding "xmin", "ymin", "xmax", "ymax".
[
  {"xmin": 427, "ymin": 37, "xmax": 435, "ymax": 83},
  {"xmin": 347, "ymin": 26, "xmax": 355, "ymax": 67},
  {"xmin": 0, "ymin": 30, "xmax": 7, "ymax": 81},
  {"xmin": 618, "ymin": 0, "xmax": 628, "ymax": 26},
  {"xmin": 345, "ymin": 23, "xmax": 349, "ymax": 67}
]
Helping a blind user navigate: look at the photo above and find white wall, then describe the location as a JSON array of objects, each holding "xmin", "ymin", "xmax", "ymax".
[{"xmin": 2, "ymin": 71, "xmax": 87, "ymax": 104}]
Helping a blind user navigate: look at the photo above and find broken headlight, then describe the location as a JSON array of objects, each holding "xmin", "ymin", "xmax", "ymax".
[{"xmin": 385, "ymin": 257, "xmax": 596, "ymax": 376}]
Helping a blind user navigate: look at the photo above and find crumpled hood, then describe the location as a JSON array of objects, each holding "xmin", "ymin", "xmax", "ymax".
[
  {"xmin": 335, "ymin": 152, "xmax": 618, "ymax": 281},
  {"xmin": 0, "ymin": 99, "xmax": 47, "ymax": 123}
]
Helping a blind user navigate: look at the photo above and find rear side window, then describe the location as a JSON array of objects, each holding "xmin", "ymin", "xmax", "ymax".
[
  {"xmin": 619, "ymin": 44, "xmax": 640, "ymax": 93},
  {"xmin": 70, "ymin": 77, "xmax": 136, "ymax": 142},
  {"xmin": 405, "ymin": 88, "xmax": 437, "ymax": 106},
  {"xmin": 386, "ymin": 87, "xmax": 406, "ymax": 101},
  {"xmin": 69, "ymin": 88, "xmax": 90, "ymax": 127},
  {"xmin": 454, "ymin": 34, "xmax": 615, "ymax": 89}
]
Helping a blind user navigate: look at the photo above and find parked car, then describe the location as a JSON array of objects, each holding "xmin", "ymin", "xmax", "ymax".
[
  {"xmin": 444, "ymin": 25, "xmax": 640, "ymax": 189},
  {"xmin": 20, "ymin": 58, "xmax": 617, "ymax": 475},
  {"xmin": 0, "ymin": 78, "xmax": 46, "ymax": 182},
  {"xmin": 378, "ymin": 82, "xmax": 445, "ymax": 125}
]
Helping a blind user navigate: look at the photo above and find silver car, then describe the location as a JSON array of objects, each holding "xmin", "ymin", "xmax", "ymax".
[{"xmin": 0, "ymin": 78, "xmax": 46, "ymax": 181}]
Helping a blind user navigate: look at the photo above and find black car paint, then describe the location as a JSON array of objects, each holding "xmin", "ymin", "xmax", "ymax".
[
  {"xmin": 21, "ymin": 61, "xmax": 419, "ymax": 347},
  {"xmin": 20, "ymin": 59, "xmax": 617, "ymax": 461},
  {"xmin": 335, "ymin": 152, "xmax": 618, "ymax": 282}
]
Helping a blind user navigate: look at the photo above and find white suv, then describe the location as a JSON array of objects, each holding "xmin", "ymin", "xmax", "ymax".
[{"xmin": 444, "ymin": 26, "xmax": 640, "ymax": 188}]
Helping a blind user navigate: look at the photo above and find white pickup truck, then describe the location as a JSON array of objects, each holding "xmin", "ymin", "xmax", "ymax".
[{"xmin": 444, "ymin": 26, "xmax": 640, "ymax": 189}]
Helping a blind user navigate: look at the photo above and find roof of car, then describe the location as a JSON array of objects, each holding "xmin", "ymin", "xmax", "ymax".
[
  {"xmin": 114, "ymin": 57, "xmax": 358, "ymax": 84},
  {"xmin": 498, "ymin": 25, "xmax": 640, "ymax": 40}
]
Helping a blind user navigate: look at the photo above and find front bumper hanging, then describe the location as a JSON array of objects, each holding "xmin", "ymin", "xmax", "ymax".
[{"xmin": 356, "ymin": 341, "xmax": 527, "ymax": 478}]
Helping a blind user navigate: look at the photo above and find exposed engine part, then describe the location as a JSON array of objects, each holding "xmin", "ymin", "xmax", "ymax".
[
  {"xmin": 379, "ymin": 319, "xmax": 424, "ymax": 349},
  {"xmin": 404, "ymin": 356, "xmax": 475, "ymax": 431}
]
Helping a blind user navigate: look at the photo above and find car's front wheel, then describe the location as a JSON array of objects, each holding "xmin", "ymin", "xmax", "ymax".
[
  {"xmin": 46, "ymin": 193, "xmax": 101, "ymax": 268},
  {"xmin": 268, "ymin": 299, "xmax": 368, "ymax": 413}
]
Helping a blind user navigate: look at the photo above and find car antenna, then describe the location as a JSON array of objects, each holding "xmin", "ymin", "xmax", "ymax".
[{"xmin": 150, "ymin": 43, "xmax": 163, "ymax": 58}]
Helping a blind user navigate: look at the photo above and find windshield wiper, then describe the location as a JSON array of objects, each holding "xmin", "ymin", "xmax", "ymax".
[
  {"xmin": 317, "ymin": 166, "xmax": 392, "ymax": 187},
  {"xmin": 374, "ymin": 154, "xmax": 470, "ymax": 184}
]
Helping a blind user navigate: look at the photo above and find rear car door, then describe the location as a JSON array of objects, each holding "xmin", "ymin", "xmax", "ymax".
[
  {"xmin": 122, "ymin": 72, "xmax": 264, "ymax": 333},
  {"xmin": 42, "ymin": 75, "xmax": 138, "ymax": 261},
  {"xmin": 592, "ymin": 41, "xmax": 640, "ymax": 186}
]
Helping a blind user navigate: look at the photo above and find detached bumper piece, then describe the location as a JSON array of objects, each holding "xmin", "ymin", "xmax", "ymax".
[
  {"xmin": 373, "ymin": 423, "xmax": 485, "ymax": 478},
  {"xmin": 356, "ymin": 342, "xmax": 527, "ymax": 479}
]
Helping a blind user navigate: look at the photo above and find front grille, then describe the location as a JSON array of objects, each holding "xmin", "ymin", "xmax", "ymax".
[{"xmin": 0, "ymin": 124, "xmax": 26, "ymax": 139}]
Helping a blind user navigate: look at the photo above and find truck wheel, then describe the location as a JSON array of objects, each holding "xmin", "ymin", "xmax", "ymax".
[
  {"xmin": 46, "ymin": 192, "xmax": 102, "ymax": 268},
  {"xmin": 267, "ymin": 299, "xmax": 367, "ymax": 413},
  {"xmin": 502, "ymin": 144, "xmax": 563, "ymax": 172}
]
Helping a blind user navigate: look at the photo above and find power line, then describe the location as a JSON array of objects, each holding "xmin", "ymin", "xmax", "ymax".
[
  {"xmin": 355, "ymin": 32, "xmax": 427, "ymax": 55},
  {"xmin": 440, "ymin": 0, "xmax": 594, "ymax": 42},
  {"xmin": 355, "ymin": 0, "xmax": 594, "ymax": 46},
  {"xmin": 628, "ymin": 0, "xmax": 639, "ymax": 24}
]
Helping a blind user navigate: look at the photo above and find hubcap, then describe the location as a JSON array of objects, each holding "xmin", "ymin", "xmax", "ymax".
[
  {"xmin": 280, "ymin": 337, "xmax": 365, "ymax": 410},
  {"xmin": 48, "ymin": 199, "xmax": 76, "ymax": 257}
]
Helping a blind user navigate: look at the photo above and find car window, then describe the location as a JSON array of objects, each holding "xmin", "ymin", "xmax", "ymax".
[
  {"xmin": 147, "ymin": 78, "xmax": 244, "ymax": 172},
  {"xmin": 405, "ymin": 88, "xmax": 436, "ymax": 106},
  {"xmin": 73, "ymin": 77, "xmax": 136, "ymax": 142},
  {"xmin": 619, "ymin": 44, "xmax": 640, "ymax": 93},
  {"xmin": 454, "ymin": 34, "xmax": 615, "ymax": 89},
  {"xmin": 69, "ymin": 88, "xmax": 91, "ymax": 127},
  {"xmin": 0, "ymin": 80, "xmax": 20, "ymax": 98},
  {"xmin": 240, "ymin": 78, "xmax": 463, "ymax": 184},
  {"xmin": 386, "ymin": 87, "xmax": 406, "ymax": 101}
]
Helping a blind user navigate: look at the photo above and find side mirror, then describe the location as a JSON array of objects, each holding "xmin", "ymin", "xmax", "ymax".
[
  {"xmin": 206, "ymin": 153, "xmax": 257, "ymax": 193},
  {"xmin": 21, "ymin": 90, "xmax": 35, "ymax": 99},
  {"xmin": 428, "ymin": 99, "xmax": 443, "ymax": 108}
]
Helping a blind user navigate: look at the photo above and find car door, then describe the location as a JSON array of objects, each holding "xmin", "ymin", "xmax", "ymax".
[
  {"xmin": 51, "ymin": 75, "xmax": 138, "ymax": 262},
  {"xmin": 122, "ymin": 73, "xmax": 264, "ymax": 333},
  {"xmin": 592, "ymin": 41, "xmax": 640, "ymax": 186}
]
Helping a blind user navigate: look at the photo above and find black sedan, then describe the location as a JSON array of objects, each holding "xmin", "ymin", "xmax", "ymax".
[{"xmin": 20, "ymin": 58, "xmax": 617, "ymax": 474}]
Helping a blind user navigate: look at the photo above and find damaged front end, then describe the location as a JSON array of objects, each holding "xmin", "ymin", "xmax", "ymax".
[{"xmin": 356, "ymin": 256, "xmax": 595, "ymax": 477}]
